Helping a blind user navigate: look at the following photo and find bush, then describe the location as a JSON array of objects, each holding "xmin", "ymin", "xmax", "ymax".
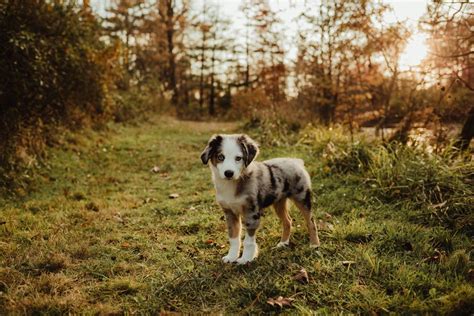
[
  {"xmin": 0, "ymin": 1, "xmax": 117, "ymax": 190},
  {"xmin": 367, "ymin": 145, "xmax": 473, "ymax": 233},
  {"xmin": 113, "ymin": 83, "xmax": 169, "ymax": 124},
  {"xmin": 295, "ymin": 125, "xmax": 473, "ymax": 234},
  {"xmin": 242, "ymin": 116, "xmax": 302, "ymax": 147}
]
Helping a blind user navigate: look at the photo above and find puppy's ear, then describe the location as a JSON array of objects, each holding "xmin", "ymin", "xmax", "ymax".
[
  {"xmin": 238, "ymin": 134, "xmax": 259, "ymax": 167},
  {"xmin": 201, "ymin": 134, "xmax": 222, "ymax": 165}
]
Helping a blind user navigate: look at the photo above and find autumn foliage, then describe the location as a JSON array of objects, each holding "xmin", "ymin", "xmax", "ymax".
[
  {"xmin": 0, "ymin": 1, "xmax": 117, "ymax": 177},
  {"xmin": 0, "ymin": 0, "xmax": 472, "ymax": 186}
]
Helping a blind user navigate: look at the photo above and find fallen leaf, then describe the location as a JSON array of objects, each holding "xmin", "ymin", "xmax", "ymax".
[
  {"xmin": 72, "ymin": 192, "xmax": 86, "ymax": 201},
  {"xmin": 85, "ymin": 201, "xmax": 99, "ymax": 212},
  {"xmin": 121, "ymin": 242, "xmax": 130, "ymax": 249},
  {"xmin": 323, "ymin": 141, "xmax": 336, "ymax": 158},
  {"xmin": 324, "ymin": 212, "xmax": 333, "ymax": 219},
  {"xmin": 421, "ymin": 249, "xmax": 444, "ymax": 264},
  {"xmin": 430, "ymin": 201, "xmax": 447, "ymax": 209},
  {"xmin": 341, "ymin": 260, "xmax": 356, "ymax": 266},
  {"xmin": 317, "ymin": 220, "xmax": 334, "ymax": 231},
  {"xmin": 144, "ymin": 197, "xmax": 157, "ymax": 204},
  {"xmin": 266, "ymin": 296, "xmax": 294, "ymax": 308},
  {"xmin": 293, "ymin": 268, "xmax": 309, "ymax": 284},
  {"xmin": 113, "ymin": 212, "xmax": 124, "ymax": 224},
  {"xmin": 169, "ymin": 193, "xmax": 179, "ymax": 199},
  {"xmin": 205, "ymin": 239, "xmax": 214, "ymax": 244},
  {"xmin": 150, "ymin": 166, "xmax": 161, "ymax": 173}
]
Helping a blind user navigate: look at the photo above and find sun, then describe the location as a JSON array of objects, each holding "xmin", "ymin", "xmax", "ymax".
[{"xmin": 399, "ymin": 32, "xmax": 429, "ymax": 70}]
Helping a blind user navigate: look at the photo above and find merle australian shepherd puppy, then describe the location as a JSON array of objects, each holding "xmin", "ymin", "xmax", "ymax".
[{"xmin": 201, "ymin": 134, "xmax": 320, "ymax": 264}]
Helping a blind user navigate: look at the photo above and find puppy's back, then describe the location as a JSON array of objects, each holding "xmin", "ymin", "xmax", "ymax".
[{"xmin": 263, "ymin": 158, "xmax": 311, "ymax": 189}]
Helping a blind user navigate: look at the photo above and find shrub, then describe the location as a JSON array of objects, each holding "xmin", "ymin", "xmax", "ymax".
[
  {"xmin": 296, "ymin": 125, "xmax": 473, "ymax": 234},
  {"xmin": 367, "ymin": 145, "xmax": 473, "ymax": 232},
  {"xmin": 113, "ymin": 83, "xmax": 169, "ymax": 123},
  {"xmin": 0, "ymin": 1, "xmax": 117, "ymax": 190}
]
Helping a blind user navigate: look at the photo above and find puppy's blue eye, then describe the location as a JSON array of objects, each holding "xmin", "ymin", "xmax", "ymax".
[
  {"xmin": 235, "ymin": 156, "xmax": 242, "ymax": 162},
  {"xmin": 217, "ymin": 154, "xmax": 225, "ymax": 161}
]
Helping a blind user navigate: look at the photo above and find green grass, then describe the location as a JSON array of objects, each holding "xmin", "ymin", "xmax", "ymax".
[{"xmin": 0, "ymin": 116, "xmax": 473, "ymax": 314}]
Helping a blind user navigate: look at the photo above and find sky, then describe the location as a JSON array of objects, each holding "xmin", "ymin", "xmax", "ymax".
[
  {"xmin": 90, "ymin": 0, "xmax": 432, "ymax": 68},
  {"xmin": 191, "ymin": 0, "xmax": 430, "ymax": 67},
  {"xmin": 192, "ymin": 0, "xmax": 428, "ymax": 22}
]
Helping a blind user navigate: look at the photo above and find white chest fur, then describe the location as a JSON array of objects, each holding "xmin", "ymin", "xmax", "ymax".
[{"xmin": 213, "ymin": 176, "xmax": 246, "ymax": 214}]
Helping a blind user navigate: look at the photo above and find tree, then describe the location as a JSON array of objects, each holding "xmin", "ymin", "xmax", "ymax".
[
  {"xmin": 372, "ymin": 24, "xmax": 410, "ymax": 139},
  {"xmin": 296, "ymin": 0, "xmax": 394, "ymax": 125},
  {"xmin": 207, "ymin": 9, "xmax": 233, "ymax": 115},
  {"xmin": 421, "ymin": 1, "xmax": 473, "ymax": 91},
  {"xmin": 160, "ymin": 0, "xmax": 189, "ymax": 107},
  {"xmin": 185, "ymin": 1, "xmax": 234, "ymax": 115},
  {"xmin": 0, "ymin": 1, "xmax": 116, "ymax": 173},
  {"xmin": 105, "ymin": 0, "xmax": 148, "ymax": 87},
  {"xmin": 421, "ymin": 1, "xmax": 473, "ymax": 151},
  {"xmin": 241, "ymin": 0, "xmax": 286, "ymax": 101}
]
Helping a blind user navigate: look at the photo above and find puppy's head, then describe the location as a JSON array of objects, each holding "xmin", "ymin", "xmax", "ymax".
[{"xmin": 201, "ymin": 134, "xmax": 259, "ymax": 180}]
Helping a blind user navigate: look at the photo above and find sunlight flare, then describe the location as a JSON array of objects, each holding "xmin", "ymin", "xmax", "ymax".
[{"xmin": 399, "ymin": 32, "xmax": 429, "ymax": 70}]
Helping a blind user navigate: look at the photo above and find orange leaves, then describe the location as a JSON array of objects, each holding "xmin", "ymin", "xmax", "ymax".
[
  {"xmin": 292, "ymin": 267, "xmax": 309, "ymax": 284},
  {"xmin": 266, "ymin": 296, "xmax": 294, "ymax": 308}
]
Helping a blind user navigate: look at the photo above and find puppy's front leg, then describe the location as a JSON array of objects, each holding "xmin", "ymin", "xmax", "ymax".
[
  {"xmin": 222, "ymin": 209, "xmax": 241, "ymax": 263},
  {"xmin": 236, "ymin": 211, "xmax": 260, "ymax": 264}
]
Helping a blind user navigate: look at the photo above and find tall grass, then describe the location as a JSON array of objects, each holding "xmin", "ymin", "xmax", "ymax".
[
  {"xmin": 295, "ymin": 124, "xmax": 473, "ymax": 235},
  {"xmin": 367, "ymin": 145, "xmax": 473, "ymax": 233}
]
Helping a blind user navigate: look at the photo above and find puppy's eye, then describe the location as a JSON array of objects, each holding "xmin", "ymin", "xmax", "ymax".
[
  {"xmin": 217, "ymin": 154, "xmax": 225, "ymax": 161},
  {"xmin": 235, "ymin": 156, "xmax": 242, "ymax": 162}
]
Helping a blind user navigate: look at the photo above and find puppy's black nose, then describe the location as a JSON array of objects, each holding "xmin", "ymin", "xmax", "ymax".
[{"xmin": 224, "ymin": 170, "xmax": 234, "ymax": 178}]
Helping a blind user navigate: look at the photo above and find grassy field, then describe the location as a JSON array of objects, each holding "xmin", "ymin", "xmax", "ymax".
[{"xmin": 0, "ymin": 116, "xmax": 473, "ymax": 314}]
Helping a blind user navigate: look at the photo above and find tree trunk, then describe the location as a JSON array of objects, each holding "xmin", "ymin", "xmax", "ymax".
[
  {"xmin": 166, "ymin": 1, "xmax": 178, "ymax": 106},
  {"xmin": 209, "ymin": 74, "xmax": 215, "ymax": 116},
  {"xmin": 209, "ymin": 45, "xmax": 216, "ymax": 115},
  {"xmin": 199, "ymin": 4, "xmax": 207, "ymax": 112},
  {"xmin": 245, "ymin": 26, "xmax": 250, "ymax": 88},
  {"xmin": 454, "ymin": 105, "xmax": 474, "ymax": 151},
  {"xmin": 199, "ymin": 35, "xmax": 206, "ymax": 111}
]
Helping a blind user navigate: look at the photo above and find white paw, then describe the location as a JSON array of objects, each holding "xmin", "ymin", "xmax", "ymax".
[
  {"xmin": 236, "ymin": 255, "xmax": 255, "ymax": 264},
  {"xmin": 310, "ymin": 243, "xmax": 320, "ymax": 248},
  {"xmin": 222, "ymin": 254, "xmax": 239, "ymax": 263},
  {"xmin": 236, "ymin": 246, "xmax": 258, "ymax": 264},
  {"xmin": 274, "ymin": 240, "xmax": 290, "ymax": 248}
]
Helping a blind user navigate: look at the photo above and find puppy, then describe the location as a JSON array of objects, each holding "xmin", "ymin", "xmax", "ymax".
[{"xmin": 201, "ymin": 134, "xmax": 320, "ymax": 264}]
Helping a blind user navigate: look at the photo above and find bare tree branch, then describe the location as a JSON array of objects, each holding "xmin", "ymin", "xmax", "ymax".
[
  {"xmin": 429, "ymin": 50, "xmax": 474, "ymax": 58},
  {"xmin": 454, "ymin": 72, "xmax": 474, "ymax": 91}
]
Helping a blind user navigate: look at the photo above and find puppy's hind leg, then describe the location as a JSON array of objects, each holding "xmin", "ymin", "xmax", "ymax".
[
  {"xmin": 222, "ymin": 209, "xmax": 241, "ymax": 263},
  {"xmin": 292, "ymin": 190, "xmax": 320, "ymax": 248},
  {"xmin": 273, "ymin": 198, "xmax": 292, "ymax": 248}
]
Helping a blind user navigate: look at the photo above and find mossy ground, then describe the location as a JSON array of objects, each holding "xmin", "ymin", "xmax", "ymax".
[{"xmin": 0, "ymin": 116, "xmax": 472, "ymax": 314}]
